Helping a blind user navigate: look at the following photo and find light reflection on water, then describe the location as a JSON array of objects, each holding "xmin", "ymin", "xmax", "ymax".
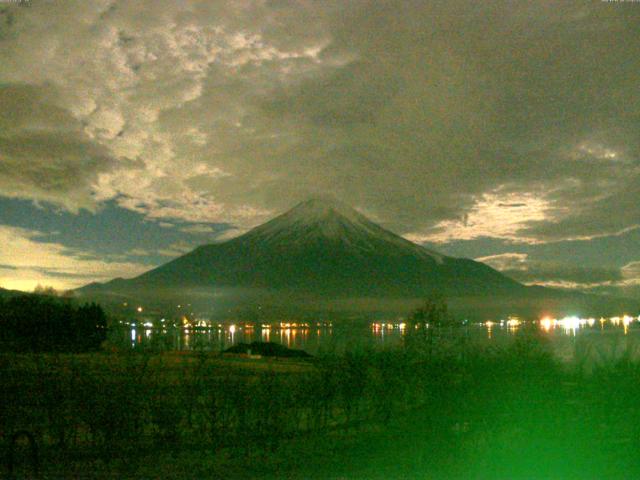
[{"xmin": 113, "ymin": 315, "xmax": 640, "ymax": 360}]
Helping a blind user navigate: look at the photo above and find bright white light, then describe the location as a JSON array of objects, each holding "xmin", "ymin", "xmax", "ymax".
[
  {"xmin": 559, "ymin": 316, "xmax": 581, "ymax": 334},
  {"xmin": 540, "ymin": 317, "xmax": 554, "ymax": 332},
  {"xmin": 506, "ymin": 317, "xmax": 521, "ymax": 328}
]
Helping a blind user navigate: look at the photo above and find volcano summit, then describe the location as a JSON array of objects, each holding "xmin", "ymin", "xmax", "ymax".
[
  {"xmin": 81, "ymin": 199, "xmax": 522, "ymax": 297},
  {"xmin": 79, "ymin": 199, "xmax": 633, "ymax": 318}
]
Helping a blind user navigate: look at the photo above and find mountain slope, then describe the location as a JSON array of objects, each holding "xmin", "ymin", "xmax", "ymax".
[
  {"xmin": 83, "ymin": 199, "xmax": 524, "ymax": 299},
  {"xmin": 78, "ymin": 199, "xmax": 640, "ymax": 318}
]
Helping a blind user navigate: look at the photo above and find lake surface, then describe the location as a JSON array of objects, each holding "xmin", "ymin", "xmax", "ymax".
[{"xmin": 111, "ymin": 315, "xmax": 640, "ymax": 363}]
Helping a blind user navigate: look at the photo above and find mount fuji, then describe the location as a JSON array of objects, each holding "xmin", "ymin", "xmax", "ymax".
[
  {"xmin": 81, "ymin": 199, "xmax": 522, "ymax": 294},
  {"xmin": 78, "ymin": 199, "xmax": 634, "ymax": 318}
]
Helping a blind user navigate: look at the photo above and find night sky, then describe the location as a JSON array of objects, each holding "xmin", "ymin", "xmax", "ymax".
[{"xmin": 1, "ymin": 1, "xmax": 639, "ymax": 296}]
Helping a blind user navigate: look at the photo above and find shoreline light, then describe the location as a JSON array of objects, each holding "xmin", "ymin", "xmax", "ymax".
[{"xmin": 540, "ymin": 317, "xmax": 555, "ymax": 332}]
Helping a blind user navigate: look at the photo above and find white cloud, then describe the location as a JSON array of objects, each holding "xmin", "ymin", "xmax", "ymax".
[
  {"xmin": 475, "ymin": 253, "xmax": 529, "ymax": 272},
  {"xmin": 407, "ymin": 191, "xmax": 555, "ymax": 244},
  {"xmin": 179, "ymin": 224, "xmax": 216, "ymax": 234},
  {"xmin": 126, "ymin": 248, "xmax": 151, "ymax": 257},
  {"xmin": 157, "ymin": 240, "xmax": 196, "ymax": 257},
  {"xmin": 213, "ymin": 227, "xmax": 245, "ymax": 242},
  {"xmin": 621, "ymin": 261, "xmax": 640, "ymax": 281},
  {"xmin": 0, "ymin": 225, "xmax": 150, "ymax": 291},
  {"xmin": 475, "ymin": 251, "xmax": 640, "ymax": 295},
  {"xmin": 0, "ymin": 0, "xmax": 330, "ymax": 226}
]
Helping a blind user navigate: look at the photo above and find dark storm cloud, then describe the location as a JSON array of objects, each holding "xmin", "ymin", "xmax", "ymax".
[
  {"xmin": 1, "ymin": 0, "xmax": 640, "ymax": 290},
  {"xmin": 229, "ymin": 0, "xmax": 640, "ymax": 241},
  {"xmin": 521, "ymin": 174, "xmax": 640, "ymax": 241},
  {"xmin": 0, "ymin": 84, "xmax": 115, "ymax": 211},
  {"xmin": 476, "ymin": 252, "xmax": 626, "ymax": 291},
  {"xmin": 1, "ymin": 0, "xmax": 638, "ymax": 242},
  {"xmin": 514, "ymin": 262, "xmax": 621, "ymax": 286}
]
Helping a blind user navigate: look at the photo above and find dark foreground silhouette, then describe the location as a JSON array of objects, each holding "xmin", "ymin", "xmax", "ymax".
[
  {"xmin": 224, "ymin": 341, "xmax": 312, "ymax": 358},
  {"xmin": 0, "ymin": 294, "xmax": 106, "ymax": 352},
  {"xmin": 4, "ymin": 329, "xmax": 640, "ymax": 479}
]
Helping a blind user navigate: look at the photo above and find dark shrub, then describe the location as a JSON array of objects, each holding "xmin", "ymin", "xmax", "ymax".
[{"xmin": 0, "ymin": 295, "xmax": 107, "ymax": 352}]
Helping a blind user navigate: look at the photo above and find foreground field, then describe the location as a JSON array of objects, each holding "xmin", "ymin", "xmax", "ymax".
[{"xmin": 3, "ymin": 332, "xmax": 640, "ymax": 479}]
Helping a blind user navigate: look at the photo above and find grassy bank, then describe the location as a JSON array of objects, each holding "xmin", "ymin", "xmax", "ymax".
[{"xmin": 3, "ymin": 331, "xmax": 640, "ymax": 478}]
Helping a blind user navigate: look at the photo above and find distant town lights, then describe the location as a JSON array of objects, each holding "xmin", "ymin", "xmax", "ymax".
[
  {"xmin": 540, "ymin": 317, "xmax": 554, "ymax": 332},
  {"xmin": 534, "ymin": 315, "xmax": 637, "ymax": 334},
  {"xmin": 506, "ymin": 317, "xmax": 521, "ymax": 328}
]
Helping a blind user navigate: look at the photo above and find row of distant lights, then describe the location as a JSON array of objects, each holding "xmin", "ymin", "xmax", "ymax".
[
  {"xmin": 372, "ymin": 323, "xmax": 408, "ymax": 332},
  {"xmin": 370, "ymin": 316, "xmax": 640, "ymax": 335},
  {"xmin": 483, "ymin": 315, "xmax": 640, "ymax": 334},
  {"xmin": 122, "ymin": 318, "xmax": 331, "ymax": 331},
  {"xmin": 539, "ymin": 315, "xmax": 638, "ymax": 334},
  {"xmin": 128, "ymin": 306, "xmax": 638, "ymax": 336}
]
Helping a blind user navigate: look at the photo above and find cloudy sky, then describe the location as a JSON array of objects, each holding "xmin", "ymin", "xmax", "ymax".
[{"xmin": 0, "ymin": 0, "xmax": 639, "ymax": 295}]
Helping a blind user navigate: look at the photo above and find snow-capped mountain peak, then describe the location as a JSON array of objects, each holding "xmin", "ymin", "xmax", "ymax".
[
  {"xmin": 242, "ymin": 198, "xmax": 445, "ymax": 262},
  {"xmin": 78, "ymin": 197, "xmax": 527, "ymax": 304}
]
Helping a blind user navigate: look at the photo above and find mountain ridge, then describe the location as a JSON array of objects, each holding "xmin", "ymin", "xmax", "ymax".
[
  {"xmin": 79, "ymin": 198, "xmax": 523, "ymax": 298},
  {"xmin": 78, "ymin": 199, "xmax": 637, "ymax": 319}
]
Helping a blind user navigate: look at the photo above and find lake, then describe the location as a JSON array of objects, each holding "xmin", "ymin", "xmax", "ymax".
[{"xmin": 111, "ymin": 314, "xmax": 640, "ymax": 363}]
